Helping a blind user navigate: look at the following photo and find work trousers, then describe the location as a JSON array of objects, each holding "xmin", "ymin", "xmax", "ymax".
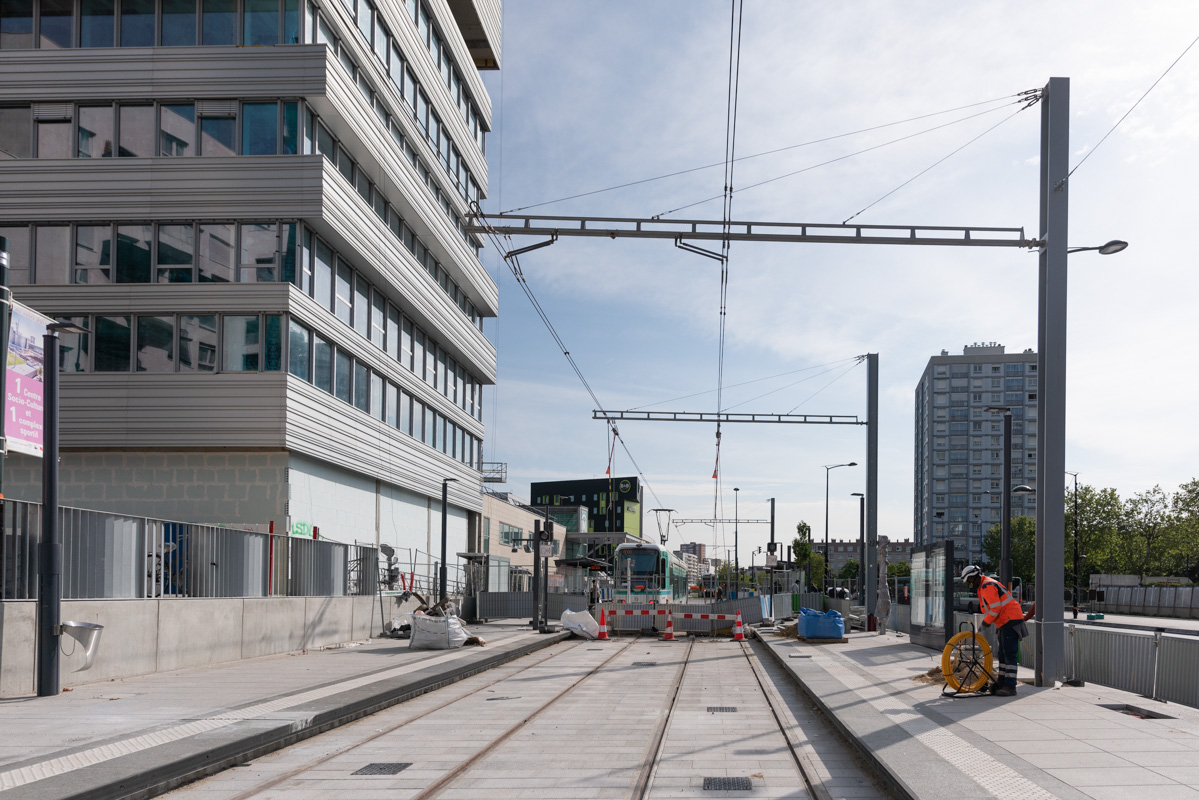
[{"xmin": 996, "ymin": 620, "xmax": 1020, "ymax": 689}]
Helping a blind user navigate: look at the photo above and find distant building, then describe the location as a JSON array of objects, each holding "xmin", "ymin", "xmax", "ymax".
[
  {"xmin": 826, "ymin": 538, "xmax": 912, "ymax": 576},
  {"xmin": 913, "ymin": 343, "xmax": 1039, "ymax": 565},
  {"xmin": 673, "ymin": 550, "xmax": 701, "ymax": 587},
  {"xmin": 679, "ymin": 541, "xmax": 706, "ymax": 563},
  {"xmin": 530, "ymin": 477, "xmax": 643, "ymax": 537}
]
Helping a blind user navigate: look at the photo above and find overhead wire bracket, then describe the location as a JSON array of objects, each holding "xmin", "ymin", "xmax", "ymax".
[
  {"xmin": 504, "ymin": 233, "xmax": 558, "ymax": 261},
  {"xmin": 674, "ymin": 236, "xmax": 726, "ymax": 263}
]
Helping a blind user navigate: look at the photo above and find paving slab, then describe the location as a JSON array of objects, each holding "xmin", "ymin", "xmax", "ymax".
[
  {"xmin": 0, "ymin": 620, "xmax": 566, "ymax": 800},
  {"xmin": 757, "ymin": 628, "xmax": 1199, "ymax": 800}
]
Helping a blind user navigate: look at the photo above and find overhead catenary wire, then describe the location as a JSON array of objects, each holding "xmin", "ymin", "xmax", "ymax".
[
  {"xmin": 629, "ymin": 356, "xmax": 860, "ymax": 411},
  {"xmin": 842, "ymin": 105, "xmax": 1028, "ymax": 224},
  {"xmin": 656, "ymin": 98, "xmax": 1025, "ymax": 218},
  {"xmin": 473, "ymin": 219, "xmax": 667, "ymax": 512},
  {"xmin": 786, "ymin": 358, "xmax": 863, "ymax": 415},
  {"xmin": 498, "ymin": 93, "xmax": 1022, "ymax": 216},
  {"xmin": 712, "ymin": 0, "xmax": 745, "ymax": 527},
  {"xmin": 1061, "ymin": 30, "xmax": 1199, "ymax": 189}
]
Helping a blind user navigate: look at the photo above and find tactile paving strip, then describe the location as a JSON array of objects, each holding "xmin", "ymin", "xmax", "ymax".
[{"xmin": 806, "ymin": 648, "xmax": 1058, "ymax": 799}]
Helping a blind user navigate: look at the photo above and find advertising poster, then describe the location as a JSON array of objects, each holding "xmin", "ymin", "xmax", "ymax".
[{"xmin": 5, "ymin": 301, "xmax": 52, "ymax": 458}]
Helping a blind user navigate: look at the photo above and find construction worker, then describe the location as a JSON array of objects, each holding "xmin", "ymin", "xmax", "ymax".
[{"xmin": 960, "ymin": 565, "xmax": 1027, "ymax": 696}]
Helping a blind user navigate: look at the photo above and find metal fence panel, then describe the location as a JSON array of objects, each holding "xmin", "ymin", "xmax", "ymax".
[
  {"xmin": 1157, "ymin": 635, "xmax": 1199, "ymax": 707},
  {"xmin": 2, "ymin": 499, "xmax": 374, "ymax": 600},
  {"xmin": 1072, "ymin": 626, "xmax": 1156, "ymax": 697},
  {"xmin": 547, "ymin": 593, "xmax": 588, "ymax": 620},
  {"xmin": 477, "ymin": 592, "xmax": 533, "ymax": 620}
]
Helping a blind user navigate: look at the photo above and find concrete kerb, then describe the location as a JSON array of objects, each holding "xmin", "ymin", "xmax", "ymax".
[
  {"xmin": 754, "ymin": 635, "xmax": 917, "ymax": 800},
  {"xmin": 2, "ymin": 631, "xmax": 571, "ymax": 800}
]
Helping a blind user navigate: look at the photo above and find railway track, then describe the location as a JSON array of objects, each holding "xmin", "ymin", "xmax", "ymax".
[{"xmin": 167, "ymin": 634, "xmax": 891, "ymax": 799}]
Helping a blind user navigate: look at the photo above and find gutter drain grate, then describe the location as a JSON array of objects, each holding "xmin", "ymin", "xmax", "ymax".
[
  {"xmin": 704, "ymin": 776, "xmax": 752, "ymax": 790},
  {"xmin": 352, "ymin": 763, "xmax": 411, "ymax": 775},
  {"xmin": 707, "ymin": 706, "xmax": 737, "ymax": 713}
]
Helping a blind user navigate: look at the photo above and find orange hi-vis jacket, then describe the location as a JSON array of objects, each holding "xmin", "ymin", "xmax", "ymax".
[{"xmin": 978, "ymin": 576, "xmax": 1023, "ymax": 627}]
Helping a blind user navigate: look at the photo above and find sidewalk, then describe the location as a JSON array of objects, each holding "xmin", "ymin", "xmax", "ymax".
[
  {"xmin": 757, "ymin": 628, "xmax": 1199, "ymax": 800},
  {"xmin": 0, "ymin": 621, "xmax": 565, "ymax": 800}
]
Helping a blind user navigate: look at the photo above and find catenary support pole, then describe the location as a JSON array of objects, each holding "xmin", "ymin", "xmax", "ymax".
[
  {"xmin": 37, "ymin": 330, "xmax": 62, "ymax": 697},
  {"xmin": 1036, "ymin": 76, "xmax": 1069, "ymax": 687},
  {"xmin": 865, "ymin": 353, "xmax": 879, "ymax": 626}
]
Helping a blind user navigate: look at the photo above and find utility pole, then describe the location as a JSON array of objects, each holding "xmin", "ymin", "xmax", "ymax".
[{"xmin": 1067, "ymin": 471, "xmax": 1079, "ymax": 619}]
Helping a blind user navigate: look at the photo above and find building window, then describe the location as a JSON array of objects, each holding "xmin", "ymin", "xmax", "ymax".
[
  {"xmin": 135, "ymin": 315, "xmax": 174, "ymax": 371},
  {"xmin": 94, "ymin": 315, "xmax": 132, "ymax": 371},
  {"xmin": 178, "ymin": 315, "xmax": 216, "ymax": 371},
  {"xmin": 287, "ymin": 319, "xmax": 310, "ymax": 380}
]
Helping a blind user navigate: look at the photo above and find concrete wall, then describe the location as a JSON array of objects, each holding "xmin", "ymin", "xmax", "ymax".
[
  {"xmin": 3, "ymin": 450, "xmax": 289, "ymax": 529},
  {"xmin": 0, "ymin": 594, "xmax": 410, "ymax": 698}
]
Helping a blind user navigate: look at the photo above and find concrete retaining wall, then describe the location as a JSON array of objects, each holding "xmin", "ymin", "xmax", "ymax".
[{"xmin": 0, "ymin": 594, "xmax": 409, "ymax": 698}]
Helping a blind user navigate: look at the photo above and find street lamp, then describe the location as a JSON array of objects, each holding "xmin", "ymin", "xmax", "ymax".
[
  {"xmin": 824, "ymin": 462, "xmax": 857, "ymax": 593},
  {"xmin": 1066, "ymin": 471, "xmax": 1080, "ymax": 620},
  {"xmin": 733, "ymin": 487, "xmax": 739, "ymax": 596},
  {"xmin": 36, "ymin": 321, "xmax": 87, "ymax": 697},
  {"xmin": 851, "ymin": 493, "xmax": 865, "ymax": 601},
  {"xmin": 439, "ymin": 477, "xmax": 458, "ymax": 603},
  {"xmin": 984, "ymin": 407, "xmax": 1014, "ymax": 588},
  {"xmin": 1067, "ymin": 240, "xmax": 1127, "ymax": 255}
]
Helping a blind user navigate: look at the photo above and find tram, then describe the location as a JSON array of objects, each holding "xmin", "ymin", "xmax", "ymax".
[{"xmin": 613, "ymin": 541, "xmax": 688, "ymax": 603}]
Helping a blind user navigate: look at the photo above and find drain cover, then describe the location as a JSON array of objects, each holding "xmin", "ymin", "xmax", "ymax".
[
  {"xmin": 352, "ymin": 763, "xmax": 411, "ymax": 775},
  {"xmin": 704, "ymin": 776, "xmax": 752, "ymax": 790},
  {"xmin": 632, "ymin": 661, "xmax": 656, "ymax": 666},
  {"xmin": 707, "ymin": 706, "xmax": 737, "ymax": 713},
  {"xmin": 485, "ymin": 696, "xmax": 520, "ymax": 701}
]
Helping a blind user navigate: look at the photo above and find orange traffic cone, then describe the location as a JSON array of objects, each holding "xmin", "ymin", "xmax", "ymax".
[
  {"xmin": 733, "ymin": 609, "xmax": 745, "ymax": 641},
  {"xmin": 662, "ymin": 614, "xmax": 675, "ymax": 641},
  {"xmin": 597, "ymin": 608, "xmax": 609, "ymax": 640}
]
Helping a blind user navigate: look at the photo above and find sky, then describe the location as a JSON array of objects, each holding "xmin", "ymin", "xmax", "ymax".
[{"xmin": 475, "ymin": 2, "xmax": 1199, "ymax": 564}]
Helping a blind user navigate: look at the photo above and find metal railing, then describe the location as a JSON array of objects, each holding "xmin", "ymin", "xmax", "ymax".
[{"xmin": 2, "ymin": 499, "xmax": 376, "ymax": 600}]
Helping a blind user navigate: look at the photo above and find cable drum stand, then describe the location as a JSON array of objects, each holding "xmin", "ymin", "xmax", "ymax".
[{"xmin": 940, "ymin": 620, "xmax": 997, "ymax": 698}]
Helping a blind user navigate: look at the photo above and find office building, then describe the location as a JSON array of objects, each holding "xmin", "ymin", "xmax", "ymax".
[
  {"xmin": 913, "ymin": 343, "xmax": 1039, "ymax": 563},
  {"xmin": 0, "ymin": 0, "xmax": 501, "ymax": 588},
  {"xmin": 530, "ymin": 476, "xmax": 643, "ymax": 536}
]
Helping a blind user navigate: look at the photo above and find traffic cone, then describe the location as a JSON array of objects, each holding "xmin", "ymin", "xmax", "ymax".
[
  {"xmin": 662, "ymin": 614, "xmax": 675, "ymax": 641},
  {"xmin": 597, "ymin": 608, "xmax": 609, "ymax": 640},
  {"xmin": 733, "ymin": 609, "xmax": 745, "ymax": 641}
]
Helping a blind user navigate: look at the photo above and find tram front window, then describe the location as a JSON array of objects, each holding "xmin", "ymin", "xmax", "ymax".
[{"xmin": 620, "ymin": 551, "xmax": 661, "ymax": 590}]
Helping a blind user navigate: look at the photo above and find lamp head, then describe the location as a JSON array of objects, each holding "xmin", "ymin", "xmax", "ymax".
[
  {"xmin": 1098, "ymin": 239, "xmax": 1128, "ymax": 255},
  {"xmin": 1013, "ymin": 485, "xmax": 1036, "ymax": 494}
]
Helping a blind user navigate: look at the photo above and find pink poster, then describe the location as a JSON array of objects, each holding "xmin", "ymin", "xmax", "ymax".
[{"xmin": 5, "ymin": 302, "xmax": 51, "ymax": 459}]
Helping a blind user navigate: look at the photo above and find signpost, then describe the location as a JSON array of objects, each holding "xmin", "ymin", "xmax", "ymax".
[{"xmin": 5, "ymin": 301, "xmax": 53, "ymax": 459}]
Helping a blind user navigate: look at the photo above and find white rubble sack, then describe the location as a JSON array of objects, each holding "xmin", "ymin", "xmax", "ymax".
[
  {"xmin": 409, "ymin": 614, "xmax": 470, "ymax": 650},
  {"xmin": 560, "ymin": 609, "xmax": 600, "ymax": 640}
]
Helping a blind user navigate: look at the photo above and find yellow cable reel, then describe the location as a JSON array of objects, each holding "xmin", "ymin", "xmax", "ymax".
[{"xmin": 941, "ymin": 630, "xmax": 994, "ymax": 693}]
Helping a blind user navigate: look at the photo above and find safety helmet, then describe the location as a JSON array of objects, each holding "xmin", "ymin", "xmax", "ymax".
[{"xmin": 959, "ymin": 565, "xmax": 983, "ymax": 582}]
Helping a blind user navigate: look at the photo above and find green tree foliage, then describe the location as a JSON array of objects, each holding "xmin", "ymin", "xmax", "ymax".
[
  {"xmin": 1119, "ymin": 485, "xmax": 1179, "ymax": 581},
  {"xmin": 887, "ymin": 561, "xmax": 911, "ymax": 579},
  {"xmin": 981, "ymin": 515, "xmax": 1037, "ymax": 582},
  {"xmin": 974, "ymin": 479, "xmax": 1199, "ymax": 588},
  {"xmin": 808, "ymin": 552, "xmax": 826, "ymax": 589},
  {"xmin": 838, "ymin": 559, "xmax": 859, "ymax": 580}
]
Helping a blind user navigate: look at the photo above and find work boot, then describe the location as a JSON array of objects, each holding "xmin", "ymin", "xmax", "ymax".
[
  {"xmin": 987, "ymin": 682, "xmax": 999, "ymax": 695},
  {"xmin": 994, "ymin": 685, "xmax": 1016, "ymax": 697}
]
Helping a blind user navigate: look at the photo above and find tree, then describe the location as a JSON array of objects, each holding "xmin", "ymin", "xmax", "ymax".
[
  {"xmin": 1068, "ymin": 484, "xmax": 1123, "ymax": 582},
  {"xmin": 1120, "ymin": 486, "xmax": 1178, "ymax": 581},
  {"xmin": 838, "ymin": 559, "xmax": 859, "ymax": 580},
  {"xmin": 1170, "ymin": 479, "xmax": 1199, "ymax": 580},
  {"xmin": 981, "ymin": 515, "xmax": 1037, "ymax": 583},
  {"xmin": 808, "ymin": 552, "xmax": 826, "ymax": 589},
  {"xmin": 887, "ymin": 561, "xmax": 911, "ymax": 579}
]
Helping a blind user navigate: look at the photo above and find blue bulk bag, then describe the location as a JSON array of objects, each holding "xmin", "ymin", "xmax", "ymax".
[{"xmin": 809, "ymin": 610, "xmax": 845, "ymax": 640}]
